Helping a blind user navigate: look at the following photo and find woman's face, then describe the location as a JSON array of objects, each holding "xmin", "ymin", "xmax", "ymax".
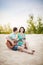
[{"xmin": 20, "ymin": 28, "xmax": 24, "ymax": 33}]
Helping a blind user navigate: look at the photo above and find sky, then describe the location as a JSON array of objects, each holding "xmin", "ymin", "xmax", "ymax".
[{"xmin": 0, "ymin": 0, "xmax": 43, "ymax": 29}]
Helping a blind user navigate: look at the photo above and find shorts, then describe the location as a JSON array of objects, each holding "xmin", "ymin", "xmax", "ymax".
[{"xmin": 12, "ymin": 45, "xmax": 18, "ymax": 51}]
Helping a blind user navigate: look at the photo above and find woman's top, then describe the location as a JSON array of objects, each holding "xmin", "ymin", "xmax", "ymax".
[{"xmin": 18, "ymin": 33, "xmax": 26, "ymax": 46}]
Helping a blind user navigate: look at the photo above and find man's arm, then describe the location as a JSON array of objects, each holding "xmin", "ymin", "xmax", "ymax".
[{"xmin": 6, "ymin": 36, "xmax": 16, "ymax": 46}]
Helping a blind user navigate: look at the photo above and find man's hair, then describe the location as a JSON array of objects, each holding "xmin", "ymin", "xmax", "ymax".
[
  {"xmin": 13, "ymin": 27, "xmax": 17, "ymax": 32},
  {"xmin": 19, "ymin": 27, "xmax": 25, "ymax": 33}
]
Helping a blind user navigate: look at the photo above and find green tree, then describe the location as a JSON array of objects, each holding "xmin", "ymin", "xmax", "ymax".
[
  {"xmin": 26, "ymin": 15, "xmax": 43, "ymax": 34},
  {"xmin": 36, "ymin": 18, "xmax": 43, "ymax": 34},
  {"xmin": 0, "ymin": 24, "xmax": 12, "ymax": 34},
  {"xmin": 26, "ymin": 15, "xmax": 37, "ymax": 34}
]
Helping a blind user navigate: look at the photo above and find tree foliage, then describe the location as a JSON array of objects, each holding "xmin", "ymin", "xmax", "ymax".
[
  {"xmin": 0, "ymin": 24, "xmax": 12, "ymax": 34},
  {"xmin": 26, "ymin": 15, "xmax": 43, "ymax": 34},
  {"xmin": 0, "ymin": 15, "xmax": 43, "ymax": 34}
]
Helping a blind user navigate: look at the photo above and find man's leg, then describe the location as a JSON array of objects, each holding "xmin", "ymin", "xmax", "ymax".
[{"xmin": 18, "ymin": 46, "xmax": 34, "ymax": 54}]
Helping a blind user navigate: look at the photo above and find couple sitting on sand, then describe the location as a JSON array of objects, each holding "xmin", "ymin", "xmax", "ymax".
[{"xmin": 6, "ymin": 27, "xmax": 35, "ymax": 54}]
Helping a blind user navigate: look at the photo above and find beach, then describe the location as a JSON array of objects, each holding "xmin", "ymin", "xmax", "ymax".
[{"xmin": 0, "ymin": 34, "xmax": 43, "ymax": 65}]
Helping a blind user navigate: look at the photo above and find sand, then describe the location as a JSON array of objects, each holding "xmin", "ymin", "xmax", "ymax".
[{"xmin": 0, "ymin": 34, "xmax": 43, "ymax": 65}]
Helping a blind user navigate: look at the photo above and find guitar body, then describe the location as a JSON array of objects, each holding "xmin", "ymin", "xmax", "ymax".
[
  {"xmin": 6, "ymin": 40, "xmax": 15, "ymax": 49},
  {"xmin": 6, "ymin": 39, "xmax": 20, "ymax": 49}
]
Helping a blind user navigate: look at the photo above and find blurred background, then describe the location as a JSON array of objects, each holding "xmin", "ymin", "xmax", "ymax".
[{"xmin": 0, "ymin": 0, "xmax": 43, "ymax": 34}]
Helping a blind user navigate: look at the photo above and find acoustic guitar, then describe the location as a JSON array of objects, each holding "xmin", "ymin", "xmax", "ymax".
[
  {"xmin": 6, "ymin": 38, "xmax": 25, "ymax": 49},
  {"xmin": 6, "ymin": 40, "xmax": 17, "ymax": 49}
]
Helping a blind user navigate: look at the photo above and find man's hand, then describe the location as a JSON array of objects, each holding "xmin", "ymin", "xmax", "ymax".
[{"xmin": 11, "ymin": 41, "xmax": 17, "ymax": 46}]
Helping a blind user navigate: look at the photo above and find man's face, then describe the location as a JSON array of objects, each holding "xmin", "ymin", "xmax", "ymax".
[{"xmin": 15, "ymin": 30, "xmax": 18, "ymax": 34}]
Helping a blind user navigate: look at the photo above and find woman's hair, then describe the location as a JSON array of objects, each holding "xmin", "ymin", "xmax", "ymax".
[
  {"xmin": 13, "ymin": 27, "xmax": 17, "ymax": 32},
  {"xmin": 19, "ymin": 27, "xmax": 25, "ymax": 33}
]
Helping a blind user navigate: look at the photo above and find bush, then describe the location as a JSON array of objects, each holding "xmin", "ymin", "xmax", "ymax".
[
  {"xmin": 0, "ymin": 24, "xmax": 12, "ymax": 34},
  {"xmin": 26, "ymin": 15, "xmax": 43, "ymax": 34}
]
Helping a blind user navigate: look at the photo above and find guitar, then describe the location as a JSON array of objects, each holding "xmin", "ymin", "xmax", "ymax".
[
  {"xmin": 6, "ymin": 38, "xmax": 26, "ymax": 49},
  {"xmin": 6, "ymin": 40, "xmax": 17, "ymax": 49}
]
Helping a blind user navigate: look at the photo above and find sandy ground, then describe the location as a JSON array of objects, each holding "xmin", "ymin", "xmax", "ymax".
[{"xmin": 0, "ymin": 34, "xmax": 43, "ymax": 65}]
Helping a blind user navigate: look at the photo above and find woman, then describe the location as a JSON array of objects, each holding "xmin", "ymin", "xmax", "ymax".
[
  {"xmin": 18, "ymin": 27, "xmax": 27, "ymax": 48},
  {"xmin": 17, "ymin": 27, "xmax": 35, "ymax": 53}
]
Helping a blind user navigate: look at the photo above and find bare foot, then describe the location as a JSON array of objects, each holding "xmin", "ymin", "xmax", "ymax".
[
  {"xmin": 32, "ymin": 50, "xmax": 35, "ymax": 52},
  {"xmin": 28, "ymin": 52, "xmax": 34, "ymax": 55}
]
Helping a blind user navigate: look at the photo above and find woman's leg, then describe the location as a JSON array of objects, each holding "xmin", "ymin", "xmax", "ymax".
[
  {"xmin": 24, "ymin": 42, "xmax": 35, "ymax": 52},
  {"xmin": 23, "ymin": 41, "xmax": 29, "ymax": 49}
]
